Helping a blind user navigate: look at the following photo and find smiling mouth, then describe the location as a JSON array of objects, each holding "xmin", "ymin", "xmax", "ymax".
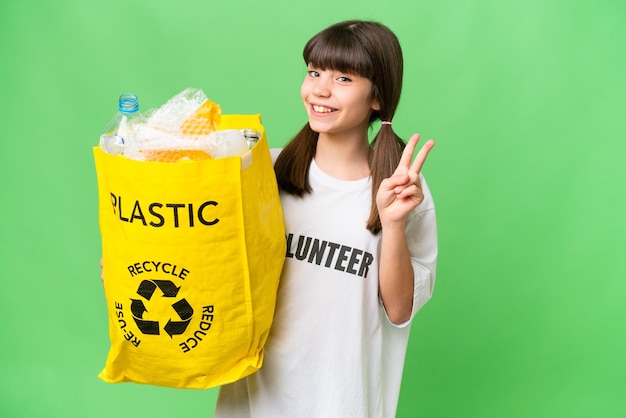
[{"xmin": 312, "ymin": 104, "xmax": 336, "ymax": 113}]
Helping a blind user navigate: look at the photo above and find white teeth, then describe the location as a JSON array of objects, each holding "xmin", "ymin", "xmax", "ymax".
[{"xmin": 313, "ymin": 105, "xmax": 334, "ymax": 113}]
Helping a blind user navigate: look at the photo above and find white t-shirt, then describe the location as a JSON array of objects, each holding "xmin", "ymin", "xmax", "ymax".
[{"xmin": 215, "ymin": 156, "xmax": 437, "ymax": 418}]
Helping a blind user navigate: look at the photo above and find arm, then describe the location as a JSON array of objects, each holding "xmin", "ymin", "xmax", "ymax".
[
  {"xmin": 377, "ymin": 134, "xmax": 435, "ymax": 325},
  {"xmin": 379, "ymin": 219, "xmax": 415, "ymax": 324}
]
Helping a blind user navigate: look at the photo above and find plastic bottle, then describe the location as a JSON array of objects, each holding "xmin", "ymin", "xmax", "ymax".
[
  {"xmin": 241, "ymin": 129, "xmax": 261, "ymax": 149},
  {"xmin": 207, "ymin": 129, "xmax": 249, "ymax": 158},
  {"xmin": 100, "ymin": 93, "xmax": 147, "ymax": 155}
]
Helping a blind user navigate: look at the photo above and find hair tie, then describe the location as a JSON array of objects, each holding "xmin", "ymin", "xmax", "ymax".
[{"xmin": 381, "ymin": 121, "xmax": 392, "ymax": 126}]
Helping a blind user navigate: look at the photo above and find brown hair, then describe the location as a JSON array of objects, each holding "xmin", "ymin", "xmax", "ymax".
[{"xmin": 274, "ymin": 20, "xmax": 406, "ymax": 234}]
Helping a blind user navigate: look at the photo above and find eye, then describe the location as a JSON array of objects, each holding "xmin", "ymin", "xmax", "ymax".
[
  {"xmin": 308, "ymin": 70, "xmax": 320, "ymax": 77},
  {"xmin": 337, "ymin": 75, "xmax": 352, "ymax": 82}
]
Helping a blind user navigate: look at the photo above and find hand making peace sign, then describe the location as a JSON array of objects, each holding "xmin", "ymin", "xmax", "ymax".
[{"xmin": 376, "ymin": 134, "xmax": 435, "ymax": 226}]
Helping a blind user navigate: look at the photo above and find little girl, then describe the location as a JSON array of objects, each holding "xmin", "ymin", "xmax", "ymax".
[{"xmin": 215, "ymin": 20, "xmax": 438, "ymax": 418}]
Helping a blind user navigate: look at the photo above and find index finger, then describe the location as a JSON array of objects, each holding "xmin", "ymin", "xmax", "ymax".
[
  {"xmin": 397, "ymin": 133, "xmax": 422, "ymax": 171},
  {"xmin": 410, "ymin": 139, "xmax": 435, "ymax": 174}
]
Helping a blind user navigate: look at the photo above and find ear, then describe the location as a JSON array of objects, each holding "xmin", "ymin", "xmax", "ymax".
[{"xmin": 371, "ymin": 98, "xmax": 381, "ymax": 111}]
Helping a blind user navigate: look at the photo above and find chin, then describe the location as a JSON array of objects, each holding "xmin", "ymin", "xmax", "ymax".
[{"xmin": 307, "ymin": 119, "xmax": 333, "ymax": 134}]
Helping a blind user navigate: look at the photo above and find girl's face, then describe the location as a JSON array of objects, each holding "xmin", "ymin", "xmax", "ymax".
[{"xmin": 301, "ymin": 64, "xmax": 379, "ymax": 139}]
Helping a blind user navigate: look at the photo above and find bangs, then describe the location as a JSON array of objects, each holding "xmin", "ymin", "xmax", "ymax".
[{"xmin": 303, "ymin": 26, "xmax": 374, "ymax": 79}]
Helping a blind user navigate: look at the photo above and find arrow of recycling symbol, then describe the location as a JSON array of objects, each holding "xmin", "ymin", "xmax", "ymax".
[
  {"xmin": 137, "ymin": 279, "xmax": 181, "ymax": 298},
  {"xmin": 130, "ymin": 298, "xmax": 159, "ymax": 335},
  {"xmin": 164, "ymin": 298, "xmax": 194, "ymax": 338},
  {"xmin": 130, "ymin": 279, "xmax": 194, "ymax": 337}
]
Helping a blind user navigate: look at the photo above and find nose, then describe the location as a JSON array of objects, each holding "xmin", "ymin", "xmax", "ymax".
[{"xmin": 312, "ymin": 75, "xmax": 331, "ymax": 97}]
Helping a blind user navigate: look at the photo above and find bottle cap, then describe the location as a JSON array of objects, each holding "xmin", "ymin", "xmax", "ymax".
[{"xmin": 119, "ymin": 93, "xmax": 139, "ymax": 113}]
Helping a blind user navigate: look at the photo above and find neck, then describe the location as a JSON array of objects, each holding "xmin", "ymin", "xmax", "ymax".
[{"xmin": 314, "ymin": 132, "xmax": 371, "ymax": 180}]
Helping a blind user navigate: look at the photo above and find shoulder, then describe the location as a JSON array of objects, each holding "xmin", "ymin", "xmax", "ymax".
[
  {"xmin": 413, "ymin": 173, "xmax": 435, "ymax": 214},
  {"xmin": 405, "ymin": 173, "xmax": 437, "ymax": 233},
  {"xmin": 270, "ymin": 148, "xmax": 283, "ymax": 165}
]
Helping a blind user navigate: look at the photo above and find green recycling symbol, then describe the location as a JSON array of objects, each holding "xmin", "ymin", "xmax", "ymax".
[{"xmin": 130, "ymin": 279, "xmax": 194, "ymax": 338}]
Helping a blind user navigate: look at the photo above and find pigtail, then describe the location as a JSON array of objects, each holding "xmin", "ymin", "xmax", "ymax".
[
  {"xmin": 274, "ymin": 123, "xmax": 319, "ymax": 196},
  {"xmin": 367, "ymin": 123, "xmax": 406, "ymax": 234}
]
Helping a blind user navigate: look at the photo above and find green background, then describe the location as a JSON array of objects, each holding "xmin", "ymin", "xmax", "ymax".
[{"xmin": 1, "ymin": 0, "xmax": 624, "ymax": 417}]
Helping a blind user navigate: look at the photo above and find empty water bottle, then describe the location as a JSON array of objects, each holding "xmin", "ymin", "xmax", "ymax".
[{"xmin": 100, "ymin": 94, "xmax": 147, "ymax": 155}]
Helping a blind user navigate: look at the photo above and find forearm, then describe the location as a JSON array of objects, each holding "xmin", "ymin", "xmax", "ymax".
[{"xmin": 379, "ymin": 221, "xmax": 415, "ymax": 325}]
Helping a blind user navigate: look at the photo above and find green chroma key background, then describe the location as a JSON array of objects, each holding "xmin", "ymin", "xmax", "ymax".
[{"xmin": 1, "ymin": 0, "xmax": 624, "ymax": 417}]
